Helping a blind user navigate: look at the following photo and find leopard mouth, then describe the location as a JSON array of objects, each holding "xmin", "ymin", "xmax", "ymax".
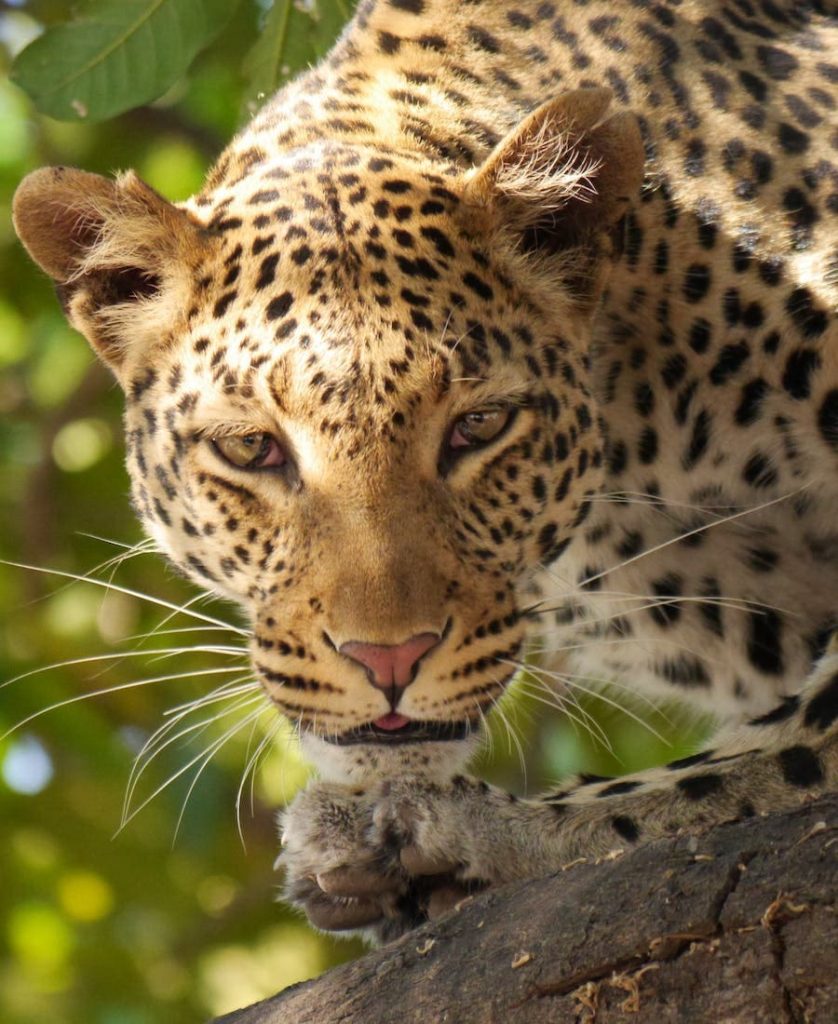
[{"xmin": 328, "ymin": 718, "xmax": 473, "ymax": 746}]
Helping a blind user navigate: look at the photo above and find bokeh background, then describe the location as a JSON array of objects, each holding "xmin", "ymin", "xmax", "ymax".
[{"xmin": 0, "ymin": 3, "xmax": 710, "ymax": 1021}]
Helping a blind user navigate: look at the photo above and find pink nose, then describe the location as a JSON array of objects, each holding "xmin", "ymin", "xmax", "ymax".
[{"xmin": 338, "ymin": 632, "xmax": 441, "ymax": 690}]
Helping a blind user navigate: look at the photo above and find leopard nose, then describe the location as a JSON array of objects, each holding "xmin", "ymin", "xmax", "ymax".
[{"xmin": 338, "ymin": 632, "xmax": 442, "ymax": 690}]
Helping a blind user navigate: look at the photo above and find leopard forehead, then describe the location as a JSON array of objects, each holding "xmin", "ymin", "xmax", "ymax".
[{"xmin": 124, "ymin": 143, "xmax": 590, "ymax": 462}]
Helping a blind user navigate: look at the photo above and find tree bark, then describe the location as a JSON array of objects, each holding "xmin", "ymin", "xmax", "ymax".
[{"xmin": 214, "ymin": 794, "xmax": 837, "ymax": 1024}]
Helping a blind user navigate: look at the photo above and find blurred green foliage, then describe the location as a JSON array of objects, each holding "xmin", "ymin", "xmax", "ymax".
[{"xmin": 0, "ymin": 3, "xmax": 711, "ymax": 1022}]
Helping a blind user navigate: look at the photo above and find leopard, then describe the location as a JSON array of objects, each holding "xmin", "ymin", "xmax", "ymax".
[{"xmin": 12, "ymin": 0, "xmax": 838, "ymax": 943}]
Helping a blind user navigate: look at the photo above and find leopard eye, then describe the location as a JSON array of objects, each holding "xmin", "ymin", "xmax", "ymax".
[
  {"xmin": 448, "ymin": 407, "xmax": 514, "ymax": 451},
  {"xmin": 211, "ymin": 433, "xmax": 286, "ymax": 470}
]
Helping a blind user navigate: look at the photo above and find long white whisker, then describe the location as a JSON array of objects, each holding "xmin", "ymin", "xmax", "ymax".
[
  {"xmin": 519, "ymin": 661, "xmax": 674, "ymax": 747},
  {"xmin": 123, "ymin": 679, "xmax": 261, "ymax": 818},
  {"xmin": 236, "ymin": 718, "xmax": 283, "ymax": 846},
  {"xmin": 118, "ymin": 694, "xmax": 267, "ymax": 834},
  {"xmin": 514, "ymin": 672, "xmax": 613, "ymax": 751},
  {"xmin": 1, "ymin": 559, "xmax": 248, "ymax": 635},
  {"xmin": 577, "ymin": 487, "xmax": 806, "ymax": 591},
  {"xmin": 172, "ymin": 702, "xmax": 271, "ymax": 844},
  {"xmin": 2, "ymin": 646, "xmax": 249, "ymax": 691},
  {"xmin": 513, "ymin": 674, "xmax": 614, "ymax": 754},
  {"xmin": 1, "ymin": 666, "xmax": 246, "ymax": 742}
]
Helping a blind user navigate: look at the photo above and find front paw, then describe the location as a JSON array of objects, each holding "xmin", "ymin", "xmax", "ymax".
[
  {"xmin": 372, "ymin": 775, "xmax": 504, "ymax": 890},
  {"xmin": 277, "ymin": 778, "xmax": 490, "ymax": 940},
  {"xmin": 279, "ymin": 781, "xmax": 404, "ymax": 936}
]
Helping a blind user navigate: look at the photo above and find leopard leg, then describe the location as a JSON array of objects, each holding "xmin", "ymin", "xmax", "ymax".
[
  {"xmin": 368, "ymin": 637, "xmax": 838, "ymax": 891},
  {"xmin": 293, "ymin": 637, "xmax": 836, "ymax": 935}
]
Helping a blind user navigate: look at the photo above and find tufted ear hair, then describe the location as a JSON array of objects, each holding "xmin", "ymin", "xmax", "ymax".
[
  {"xmin": 464, "ymin": 88, "xmax": 645, "ymax": 309},
  {"xmin": 13, "ymin": 166, "xmax": 208, "ymax": 375}
]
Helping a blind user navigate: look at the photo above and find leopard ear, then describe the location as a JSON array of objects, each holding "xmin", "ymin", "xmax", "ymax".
[
  {"xmin": 464, "ymin": 88, "xmax": 645, "ymax": 308},
  {"xmin": 13, "ymin": 167, "xmax": 207, "ymax": 374}
]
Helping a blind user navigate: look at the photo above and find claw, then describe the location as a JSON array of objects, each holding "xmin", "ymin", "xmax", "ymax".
[
  {"xmin": 316, "ymin": 865, "xmax": 403, "ymax": 898},
  {"xmin": 427, "ymin": 884, "xmax": 470, "ymax": 920},
  {"xmin": 305, "ymin": 894, "xmax": 385, "ymax": 931},
  {"xmin": 400, "ymin": 845, "xmax": 459, "ymax": 876}
]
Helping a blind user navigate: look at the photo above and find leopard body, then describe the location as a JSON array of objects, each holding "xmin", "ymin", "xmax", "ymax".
[{"xmin": 13, "ymin": 0, "xmax": 838, "ymax": 938}]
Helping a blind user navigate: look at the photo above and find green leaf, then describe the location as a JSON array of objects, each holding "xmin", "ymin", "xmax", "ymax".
[
  {"xmin": 10, "ymin": 0, "xmax": 242, "ymax": 122},
  {"xmin": 243, "ymin": 0, "xmax": 355, "ymax": 114}
]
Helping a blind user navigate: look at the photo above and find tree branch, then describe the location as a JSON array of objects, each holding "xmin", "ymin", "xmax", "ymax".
[{"xmin": 214, "ymin": 793, "xmax": 837, "ymax": 1023}]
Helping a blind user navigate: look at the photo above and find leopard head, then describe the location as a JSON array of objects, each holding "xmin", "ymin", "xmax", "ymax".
[{"xmin": 13, "ymin": 88, "xmax": 643, "ymax": 782}]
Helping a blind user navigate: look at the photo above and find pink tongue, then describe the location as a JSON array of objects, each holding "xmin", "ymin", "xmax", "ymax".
[{"xmin": 373, "ymin": 713, "xmax": 411, "ymax": 731}]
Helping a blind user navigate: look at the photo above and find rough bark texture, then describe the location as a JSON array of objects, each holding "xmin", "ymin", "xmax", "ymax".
[{"xmin": 214, "ymin": 794, "xmax": 837, "ymax": 1024}]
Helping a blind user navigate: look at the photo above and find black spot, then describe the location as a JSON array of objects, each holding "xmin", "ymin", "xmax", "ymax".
[
  {"xmin": 688, "ymin": 318, "xmax": 711, "ymax": 353},
  {"xmin": 462, "ymin": 272, "xmax": 493, "ymax": 300},
  {"xmin": 778, "ymin": 123, "xmax": 809, "ymax": 154},
  {"xmin": 256, "ymin": 253, "xmax": 279, "ymax": 290},
  {"xmin": 467, "ymin": 25, "xmax": 500, "ymax": 53},
  {"xmin": 658, "ymin": 656, "xmax": 710, "ymax": 688},
  {"xmin": 746, "ymin": 547, "xmax": 778, "ymax": 573},
  {"xmin": 637, "ymin": 426, "xmax": 658, "ymax": 464},
  {"xmin": 756, "ymin": 45, "xmax": 798, "ymax": 80},
  {"xmin": 684, "ymin": 139, "xmax": 706, "ymax": 176},
  {"xmin": 683, "ymin": 264, "xmax": 711, "ymax": 302},
  {"xmin": 598, "ymin": 779, "xmax": 641, "ymax": 797},
  {"xmin": 818, "ymin": 390, "xmax": 838, "ymax": 449},
  {"xmin": 735, "ymin": 378, "xmax": 768, "ymax": 425},
  {"xmin": 698, "ymin": 578, "xmax": 724, "ymax": 637},
  {"xmin": 803, "ymin": 672, "xmax": 838, "ymax": 731},
  {"xmin": 667, "ymin": 751, "xmax": 713, "ymax": 770},
  {"xmin": 213, "ymin": 291, "xmax": 237, "ymax": 318},
  {"xmin": 662, "ymin": 354, "xmax": 687, "ymax": 389},
  {"xmin": 747, "ymin": 608, "xmax": 784, "ymax": 674},
  {"xmin": 777, "ymin": 745, "xmax": 824, "ymax": 787},
  {"xmin": 683, "ymin": 409, "xmax": 711, "ymax": 469},
  {"xmin": 653, "ymin": 238, "xmax": 669, "ymax": 273},
  {"xmin": 420, "ymin": 226, "xmax": 455, "ymax": 257},
  {"xmin": 378, "ymin": 30, "xmax": 401, "ymax": 54},
  {"xmin": 722, "ymin": 288, "xmax": 741, "ymax": 326},
  {"xmin": 743, "ymin": 452, "xmax": 777, "ymax": 489},
  {"xmin": 710, "ymin": 342, "xmax": 750, "ymax": 385},
  {"xmin": 738, "ymin": 70, "xmax": 767, "ymax": 101},
  {"xmin": 650, "ymin": 573, "xmax": 682, "ymax": 627},
  {"xmin": 389, "ymin": 0, "xmax": 424, "ymax": 12},
  {"xmin": 266, "ymin": 292, "xmax": 293, "ymax": 320},
  {"xmin": 785, "ymin": 287, "xmax": 827, "ymax": 340},
  {"xmin": 634, "ymin": 381, "xmax": 654, "ymax": 417},
  {"xmin": 749, "ymin": 694, "xmax": 800, "ymax": 726},
  {"xmin": 677, "ymin": 774, "xmax": 724, "ymax": 800},
  {"xmin": 607, "ymin": 439, "xmax": 628, "ymax": 475},
  {"xmin": 611, "ymin": 816, "xmax": 640, "ymax": 842},
  {"xmin": 782, "ymin": 348, "xmax": 821, "ymax": 400}
]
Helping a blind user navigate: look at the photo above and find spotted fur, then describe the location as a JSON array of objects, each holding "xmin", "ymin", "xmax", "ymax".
[{"xmin": 13, "ymin": 0, "xmax": 838, "ymax": 939}]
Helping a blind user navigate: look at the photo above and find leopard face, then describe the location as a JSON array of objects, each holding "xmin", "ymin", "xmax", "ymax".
[
  {"xmin": 129, "ymin": 144, "xmax": 612, "ymax": 779},
  {"xmin": 13, "ymin": 91, "xmax": 637, "ymax": 780}
]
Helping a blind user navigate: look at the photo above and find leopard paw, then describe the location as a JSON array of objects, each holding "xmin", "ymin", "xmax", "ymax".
[{"xmin": 371, "ymin": 775, "xmax": 510, "ymax": 891}]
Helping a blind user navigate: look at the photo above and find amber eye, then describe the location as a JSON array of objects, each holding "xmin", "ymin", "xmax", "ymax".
[
  {"xmin": 212, "ymin": 433, "xmax": 286, "ymax": 470},
  {"xmin": 449, "ymin": 407, "xmax": 514, "ymax": 451}
]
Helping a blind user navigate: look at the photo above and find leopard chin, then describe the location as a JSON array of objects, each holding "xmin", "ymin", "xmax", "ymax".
[{"xmin": 300, "ymin": 728, "xmax": 482, "ymax": 785}]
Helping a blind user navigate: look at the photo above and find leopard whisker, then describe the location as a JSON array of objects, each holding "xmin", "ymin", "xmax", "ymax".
[
  {"xmin": 1, "ymin": 646, "xmax": 244, "ymax": 691},
  {"xmin": 577, "ymin": 486, "xmax": 807, "ymax": 591},
  {"xmin": 236, "ymin": 714, "xmax": 283, "ymax": 847},
  {"xmin": 173, "ymin": 700, "xmax": 272, "ymax": 845},
  {"xmin": 123, "ymin": 678, "xmax": 261, "ymax": 821},
  {"xmin": 0, "ymin": 559, "xmax": 249, "ymax": 635},
  {"xmin": 1, "ymin": 665, "xmax": 248, "ymax": 743},
  {"xmin": 515, "ymin": 670, "xmax": 615, "ymax": 753},
  {"xmin": 510, "ymin": 670, "xmax": 614, "ymax": 754},
  {"xmin": 117, "ymin": 693, "xmax": 267, "ymax": 836},
  {"xmin": 518, "ymin": 661, "xmax": 675, "ymax": 747}
]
